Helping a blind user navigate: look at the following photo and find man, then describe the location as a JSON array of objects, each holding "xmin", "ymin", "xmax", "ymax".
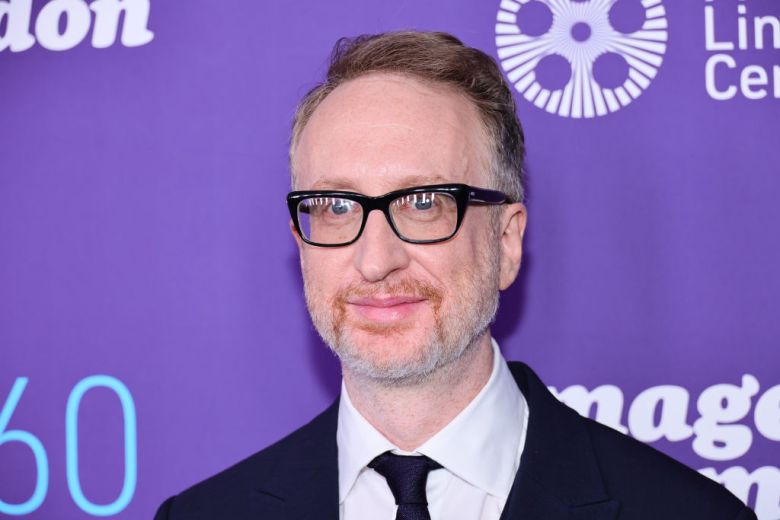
[{"xmin": 155, "ymin": 31, "xmax": 756, "ymax": 519}]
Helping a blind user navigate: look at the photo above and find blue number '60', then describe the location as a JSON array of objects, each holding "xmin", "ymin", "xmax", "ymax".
[
  {"xmin": 1, "ymin": 376, "xmax": 137, "ymax": 516},
  {"xmin": 66, "ymin": 375, "xmax": 138, "ymax": 516}
]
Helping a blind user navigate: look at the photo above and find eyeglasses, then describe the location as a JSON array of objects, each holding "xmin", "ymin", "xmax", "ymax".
[{"xmin": 287, "ymin": 183, "xmax": 511, "ymax": 247}]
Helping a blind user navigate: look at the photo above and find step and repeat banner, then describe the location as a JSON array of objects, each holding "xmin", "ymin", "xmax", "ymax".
[{"xmin": 2, "ymin": 0, "xmax": 778, "ymax": 518}]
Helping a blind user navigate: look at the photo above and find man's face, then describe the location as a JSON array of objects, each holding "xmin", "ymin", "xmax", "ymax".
[{"xmin": 292, "ymin": 73, "xmax": 521, "ymax": 384}]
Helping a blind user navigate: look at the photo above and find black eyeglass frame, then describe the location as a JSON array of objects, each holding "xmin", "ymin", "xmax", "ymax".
[{"xmin": 286, "ymin": 183, "xmax": 512, "ymax": 247}]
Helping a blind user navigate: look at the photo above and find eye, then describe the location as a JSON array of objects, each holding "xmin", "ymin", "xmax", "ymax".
[
  {"xmin": 414, "ymin": 196, "xmax": 434, "ymax": 210},
  {"xmin": 330, "ymin": 198, "xmax": 353, "ymax": 215},
  {"xmin": 398, "ymin": 193, "xmax": 437, "ymax": 211}
]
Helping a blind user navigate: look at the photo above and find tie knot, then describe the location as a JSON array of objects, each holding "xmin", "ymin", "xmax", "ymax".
[{"xmin": 368, "ymin": 451, "xmax": 442, "ymax": 506}]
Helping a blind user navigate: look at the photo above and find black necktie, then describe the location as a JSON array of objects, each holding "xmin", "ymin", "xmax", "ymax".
[{"xmin": 368, "ymin": 451, "xmax": 443, "ymax": 520}]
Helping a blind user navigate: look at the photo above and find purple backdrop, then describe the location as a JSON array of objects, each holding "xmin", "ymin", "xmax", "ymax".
[{"xmin": 1, "ymin": 0, "xmax": 778, "ymax": 518}]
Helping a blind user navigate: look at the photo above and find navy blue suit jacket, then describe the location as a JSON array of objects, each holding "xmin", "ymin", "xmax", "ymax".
[{"xmin": 155, "ymin": 362, "xmax": 756, "ymax": 519}]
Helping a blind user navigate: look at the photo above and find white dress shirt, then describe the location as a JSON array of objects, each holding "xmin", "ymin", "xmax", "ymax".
[{"xmin": 337, "ymin": 339, "xmax": 529, "ymax": 520}]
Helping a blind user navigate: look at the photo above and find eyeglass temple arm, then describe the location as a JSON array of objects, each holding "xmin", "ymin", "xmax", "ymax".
[{"xmin": 468, "ymin": 188, "xmax": 512, "ymax": 204}]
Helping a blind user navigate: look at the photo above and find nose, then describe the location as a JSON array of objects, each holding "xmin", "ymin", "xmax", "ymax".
[{"xmin": 352, "ymin": 210, "xmax": 410, "ymax": 282}]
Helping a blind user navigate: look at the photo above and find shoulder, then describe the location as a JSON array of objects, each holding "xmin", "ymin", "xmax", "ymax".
[
  {"xmin": 584, "ymin": 417, "xmax": 753, "ymax": 518},
  {"xmin": 154, "ymin": 401, "xmax": 338, "ymax": 520},
  {"xmin": 507, "ymin": 361, "xmax": 754, "ymax": 519}
]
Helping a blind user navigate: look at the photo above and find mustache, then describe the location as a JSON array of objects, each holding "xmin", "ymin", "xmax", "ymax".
[
  {"xmin": 331, "ymin": 278, "xmax": 445, "ymax": 336},
  {"xmin": 334, "ymin": 278, "xmax": 443, "ymax": 304}
]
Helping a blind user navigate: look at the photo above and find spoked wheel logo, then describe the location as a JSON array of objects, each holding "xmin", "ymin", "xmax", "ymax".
[{"xmin": 495, "ymin": 0, "xmax": 668, "ymax": 118}]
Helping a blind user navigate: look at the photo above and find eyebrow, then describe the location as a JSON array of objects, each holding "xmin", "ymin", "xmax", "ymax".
[{"xmin": 309, "ymin": 174, "xmax": 450, "ymax": 191}]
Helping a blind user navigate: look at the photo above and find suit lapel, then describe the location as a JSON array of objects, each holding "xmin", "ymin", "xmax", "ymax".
[
  {"xmin": 252, "ymin": 401, "xmax": 341, "ymax": 520},
  {"xmin": 500, "ymin": 363, "xmax": 620, "ymax": 520}
]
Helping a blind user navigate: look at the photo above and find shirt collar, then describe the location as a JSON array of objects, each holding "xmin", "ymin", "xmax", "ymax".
[
  {"xmin": 336, "ymin": 375, "xmax": 396, "ymax": 503},
  {"xmin": 336, "ymin": 339, "xmax": 528, "ymax": 503}
]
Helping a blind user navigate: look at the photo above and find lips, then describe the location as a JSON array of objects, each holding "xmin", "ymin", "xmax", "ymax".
[{"xmin": 346, "ymin": 295, "xmax": 427, "ymax": 324}]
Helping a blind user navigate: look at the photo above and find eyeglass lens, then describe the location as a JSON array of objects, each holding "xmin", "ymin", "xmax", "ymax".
[{"xmin": 296, "ymin": 191, "xmax": 459, "ymax": 245}]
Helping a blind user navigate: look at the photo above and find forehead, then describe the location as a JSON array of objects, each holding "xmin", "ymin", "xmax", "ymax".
[{"xmin": 292, "ymin": 73, "xmax": 491, "ymax": 194}]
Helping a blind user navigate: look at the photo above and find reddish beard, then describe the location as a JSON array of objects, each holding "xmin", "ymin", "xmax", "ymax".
[{"xmin": 331, "ymin": 278, "xmax": 445, "ymax": 339}]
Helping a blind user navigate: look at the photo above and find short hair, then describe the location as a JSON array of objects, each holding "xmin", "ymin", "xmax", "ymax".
[{"xmin": 290, "ymin": 31, "xmax": 526, "ymax": 202}]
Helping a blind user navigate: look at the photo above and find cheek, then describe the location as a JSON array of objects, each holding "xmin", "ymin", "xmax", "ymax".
[
  {"xmin": 301, "ymin": 248, "xmax": 350, "ymax": 292},
  {"xmin": 412, "ymin": 240, "xmax": 479, "ymax": 293},
  {"xmin": 417, "ymin": 217, "xmax": 499, "ymax": 293},
  {"xmin": 440, "ymin": 215, "xmax": 494, "ymax": 268}
]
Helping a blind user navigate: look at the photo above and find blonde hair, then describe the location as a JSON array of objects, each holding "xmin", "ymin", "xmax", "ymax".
[{"xmin": 290, "ymin": 31, "xmax": 526, "ymax": 202}]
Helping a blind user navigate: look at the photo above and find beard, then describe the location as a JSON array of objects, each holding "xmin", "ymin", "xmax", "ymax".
[{"xmin": 302, "ymin": 234, "xmax": 502, "ymax": 386}]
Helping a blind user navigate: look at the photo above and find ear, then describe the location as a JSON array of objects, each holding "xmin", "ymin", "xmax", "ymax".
[
  {"xmin": 290, "ymin": 219, "xmax": 303, "ymax": 249},
  {"xmin": 498, "ymin": 203, "xmax": 526, "ymax": 290}
]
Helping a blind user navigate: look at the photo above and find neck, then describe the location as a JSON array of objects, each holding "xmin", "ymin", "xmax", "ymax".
[{"xmin": 342, "ymin": 332, "xmax": 495, "ymax": 451}]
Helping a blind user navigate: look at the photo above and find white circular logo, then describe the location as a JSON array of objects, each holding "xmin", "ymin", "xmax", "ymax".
[{"xmin": 495, "ymin": 0, "xmax": 668, "ymax": 118}]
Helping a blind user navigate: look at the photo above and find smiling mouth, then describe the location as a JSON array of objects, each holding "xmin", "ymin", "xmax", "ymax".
[{"xmin": 346, "ymin": 295, "xmax": 427, "ymax": 324}]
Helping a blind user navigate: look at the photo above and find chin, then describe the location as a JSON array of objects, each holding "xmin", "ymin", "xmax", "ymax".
[{"xmin": 332, "ymin": 329, "xmax": 454, "ymax": 384}]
